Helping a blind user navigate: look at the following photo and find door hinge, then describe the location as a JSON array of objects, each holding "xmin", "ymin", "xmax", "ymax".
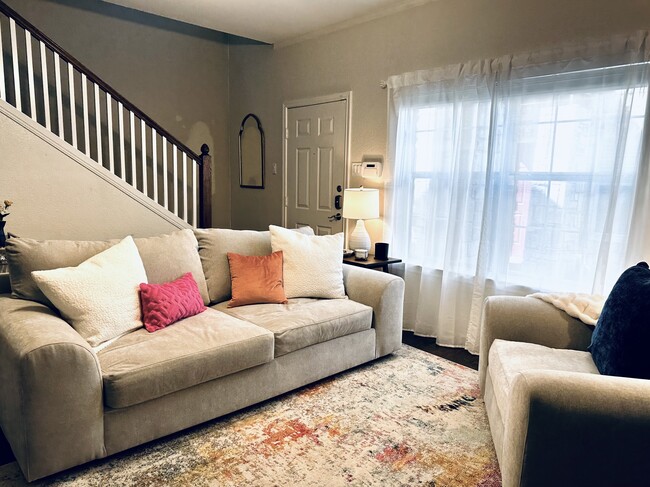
[
  {"xmin": 285, "ymin": 196, "xmax": 288, "ymax": 207},
  {"xmin": 285, "ymin": 128, "xmax": 289, "ymax": 139}
]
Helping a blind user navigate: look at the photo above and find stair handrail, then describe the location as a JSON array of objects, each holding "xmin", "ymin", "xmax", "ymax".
[
  {"xmin": 0, "ymin": 0, "xmax": 212, "ymax": 227},
  {"xmin": 0, "ymin": 0, "xmax": 201, "ymax": 160}
]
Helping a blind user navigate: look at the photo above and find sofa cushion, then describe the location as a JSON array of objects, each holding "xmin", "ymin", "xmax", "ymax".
[
  {"xmin": 7, "ymin": 237, "xmax": 113, "ymax": 306},
  {"xmin": 214, "ymin": 298, "xmax": 372, "ymax": 356},
  {"xmin": 195, "ymin": 227, "xmax": 314, "ymax": 304},
  {"xmin": 6, "ymin": 229, "xmax": 209, "ymax": 307},
  {"xmin": 133, "ymin": 229, "xmax": 210, "ymax": 305},
  {"xmin": 488, "ymin": 339, "xmax": 599, "ymax": 418},
  {"xmin": 98, "ymin": 308, "xmax": 274, "ymax": 408}
]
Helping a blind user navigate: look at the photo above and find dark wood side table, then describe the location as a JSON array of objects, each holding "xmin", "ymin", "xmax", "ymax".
[{"xmin": 343, "ymin": 256, "xmax": 402, "ymax": 273}]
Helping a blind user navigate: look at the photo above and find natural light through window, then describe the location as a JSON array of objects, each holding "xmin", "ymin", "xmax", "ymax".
[{"xmin": 405, "ymin": 67, "xmax": 648, "ymax": 292}]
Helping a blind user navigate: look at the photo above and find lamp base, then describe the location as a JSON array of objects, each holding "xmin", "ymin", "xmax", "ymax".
[{"xmin": 349, "ymin": 219, "xmax": 371, "ymax": 251}]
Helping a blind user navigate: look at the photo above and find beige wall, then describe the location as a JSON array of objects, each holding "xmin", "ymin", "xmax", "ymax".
[
  {"xmin": 228, "ymin": 0, "xmax": 650, "ymax": 246},
  {"xmin": 4, "ymin": 0, "xmax": 231, "ymax": 229},
  {"xmin": 0, "ymin": 107, "xmax": 183, "ymax": 240}
]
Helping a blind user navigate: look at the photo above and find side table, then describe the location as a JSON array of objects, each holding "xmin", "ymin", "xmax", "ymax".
[{"xmin": 342, "ymin": 256, "xmax": 402, "ymax": 273}]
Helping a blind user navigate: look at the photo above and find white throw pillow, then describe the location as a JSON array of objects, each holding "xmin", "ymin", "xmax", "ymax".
[
  {"xmin": 31, "ymin": 236, "xmax": 148, "ymax": 348},
  {"xmin": 269, "ymin": 225, "xmax": 346, "ymax": 299}
]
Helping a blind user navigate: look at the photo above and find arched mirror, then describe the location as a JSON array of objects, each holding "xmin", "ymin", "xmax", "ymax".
[{"xmin": 239, "ymin": 113, "xmax": 265, "ymax": 189}]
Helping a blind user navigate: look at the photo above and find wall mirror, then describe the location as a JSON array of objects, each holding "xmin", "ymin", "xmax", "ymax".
[{"xmin": 239, "ymin": 113, "xmax": 265, "ymax": 189}]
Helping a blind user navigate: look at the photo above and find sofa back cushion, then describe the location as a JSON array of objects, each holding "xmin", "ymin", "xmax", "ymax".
[
  {"xmin": 6, "ymin": 229, "xmax": 209, "ymax": 307},
  {"xmin": 133, "ymin": 230, "xmax": 209, "ymax": 304},
  {"xmin": 194, "ymin": 227, "xmax": 314, "ymax": 304},
  {"xmin": 7, "ymin": 238, "xmax": 114, "ymax": 306}
]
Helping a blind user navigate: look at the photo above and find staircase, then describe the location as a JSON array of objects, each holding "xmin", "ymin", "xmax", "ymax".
[{"xmin": 0, "ymin": 1, "xmax": 212, "ymax": 228}]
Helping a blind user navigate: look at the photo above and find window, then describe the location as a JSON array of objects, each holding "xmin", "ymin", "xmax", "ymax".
[{"xmin": 394, "ymin": 64, "xmax": 649, "ymax": 293}]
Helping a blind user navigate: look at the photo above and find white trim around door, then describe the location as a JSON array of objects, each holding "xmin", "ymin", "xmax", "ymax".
[{"xmin": 282, "ymin": 92, "xmax": 352, "ymax": 232}]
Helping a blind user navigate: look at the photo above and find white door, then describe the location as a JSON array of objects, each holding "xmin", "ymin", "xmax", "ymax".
[{"xmin": 285, "ymin": 99, "xmax": 348, "ymax": 235}]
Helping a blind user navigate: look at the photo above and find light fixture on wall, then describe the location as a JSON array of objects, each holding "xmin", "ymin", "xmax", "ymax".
[{"xmin": 342, "ymin": 187, "xmax": 379, "ymax": 251}]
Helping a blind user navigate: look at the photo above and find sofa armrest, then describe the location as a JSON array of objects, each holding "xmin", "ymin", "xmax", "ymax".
[
  {"xmin": 479, "ymin": 296, "xmax": 593, "ymax": 390},
  {"xmin": 0, "ymin": 296, "xmax": 105, "ymax": 481},
  {"xmin": 502, "ymin": 370, "xmax": 650, "ymax": 487},
  {"xmin": 343, "ymin": 266, "xmax": 404, "ymax": 358}
]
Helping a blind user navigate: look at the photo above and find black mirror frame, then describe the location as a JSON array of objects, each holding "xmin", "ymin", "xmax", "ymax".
[{"xmin": 238, "ymin": 113, "xmax": 265, "ymax": 189}]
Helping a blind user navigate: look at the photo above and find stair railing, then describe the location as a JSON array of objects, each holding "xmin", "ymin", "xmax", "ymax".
[{"xmin": 0, "ymin": 1, "xmax": 211, "ymax": 227}]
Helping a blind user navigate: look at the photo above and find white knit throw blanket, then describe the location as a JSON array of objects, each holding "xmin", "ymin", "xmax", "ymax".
[{"xmin": 527, "ymin": 292, "xmax": 605, "ymax": 326}]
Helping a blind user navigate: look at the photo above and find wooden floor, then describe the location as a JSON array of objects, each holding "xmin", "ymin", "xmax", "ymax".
[
  {"xmin": 402, "ymin": 331, "xmax": 479, "ymax": 370},
  {"xmin": 0, "ymin": 333, "xmax": 478, "ymax": 469}
]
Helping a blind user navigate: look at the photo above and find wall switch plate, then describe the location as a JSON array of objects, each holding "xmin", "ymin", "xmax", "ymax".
[{"xmin": 272, "ymin": 163, "xmax": 278, "ymax": 175}]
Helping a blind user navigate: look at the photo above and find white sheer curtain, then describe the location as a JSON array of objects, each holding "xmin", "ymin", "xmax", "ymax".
[{"xmin": 385, "ymin": 32, "xmax": 650, "ymax": 354}]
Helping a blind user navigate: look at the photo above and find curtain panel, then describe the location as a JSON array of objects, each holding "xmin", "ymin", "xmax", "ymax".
[{"xmin": 385, "ymin": 31, "xmax": 650, "ymax": 354}]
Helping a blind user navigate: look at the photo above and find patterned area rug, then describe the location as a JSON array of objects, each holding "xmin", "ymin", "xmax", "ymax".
[{"xmin": 0, "ymin": 345, "xmax": 501, "ymax": 486}]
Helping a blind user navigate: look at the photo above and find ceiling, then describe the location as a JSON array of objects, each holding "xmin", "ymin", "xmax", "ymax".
[{"xmin": 102, "ymin": 0, "xmax": 431, "ymax": 45}]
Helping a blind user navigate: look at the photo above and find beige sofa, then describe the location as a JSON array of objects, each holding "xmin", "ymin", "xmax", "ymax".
[
  {"xmin": 479, "ymin": 296, "xmax": 650, "ymax": 487},
  {"xmin": 0, "ymin": 229, "xmax": 405, "ymax": 482}
]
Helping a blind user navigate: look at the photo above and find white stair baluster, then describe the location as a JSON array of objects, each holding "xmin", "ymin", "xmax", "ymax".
[
  {"xmin": 68, "ymin": 63, "xmax": 77, "ymax": 148},
  {"xmin": 107, "ymin": 93, "xmax": 114, "ymax": 173},
  {"xmin": 141, "ymin": 120, "xmax": 147, "ymax": 196},
  {"xmin": 173, "ymin": 147, "xmax": 178, "ymax": 216},
  {"xmin": 54, "ymin": 52, "xmax": 63, "ymax": 139},
  {"xmin": 81, "ymin": 73, "xmax": 90, "ymax": 155},
  {"xmin": 25, "ymin": 31, "xmax": 36, "ymax": 120},
  {"xmin": 9, "ymin": 19, "xmax": 21, "ymax": 112},
  {"xmin": 0, "ymin": 20, "xmax": 5, "ymax": 101},
  {"xmin": 94, "ymin": 83, "xmax": 102, "ymax": 165},
  {"xmin": 39, "ymin": 41, "xmax": 50, "ymax": 130},
  {"xmin": 130, "ymin": 111, "xmax": 136, "ymax": 188},
  {"xmin": 183, "ymin": 153, "xmax": 188, "ymax": 222},
  {"xmin": 152, "ymin": 128, "xmax": 158, "ymax": 203},
  {"xmin": 192, "ymin": 160, "xmax": 197, "ymax": 227},
  {"xmin": 162, "ymin": 137, "xmax": 169, "ymax": 210},
  {"xmin": 118, "ymin": 102, "xmax": 126, "ymax": 180}
]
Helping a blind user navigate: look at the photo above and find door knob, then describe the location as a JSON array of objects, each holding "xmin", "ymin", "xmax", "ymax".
[{"xmin": 328, "ymin": 213, "xmax": 342, "ymax": 222}]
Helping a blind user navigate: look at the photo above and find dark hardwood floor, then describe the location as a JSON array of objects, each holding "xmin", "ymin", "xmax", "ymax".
[
  {"xmin": 0, "ymin": 334, "xmax": 477, "ymax": 468},
  {"xmin": 402, "ymin": 330, "xmax": 479, "ymax": 370}
]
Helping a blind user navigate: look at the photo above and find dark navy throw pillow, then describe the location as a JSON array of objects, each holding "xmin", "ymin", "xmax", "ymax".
[{"xmin": 589, "ymin": 262, "xmax": 650, "ymax": 379}]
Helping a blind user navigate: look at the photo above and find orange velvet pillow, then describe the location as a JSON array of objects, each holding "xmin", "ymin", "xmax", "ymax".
[{"xmin": 226, "ymin": 251, "xmax": 288, "ymax": 308}]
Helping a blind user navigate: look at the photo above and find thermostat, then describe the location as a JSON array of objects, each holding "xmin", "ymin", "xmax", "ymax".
[{"xmin": 352, "ymin": 161, "xmax": 383, "ymax": 178}]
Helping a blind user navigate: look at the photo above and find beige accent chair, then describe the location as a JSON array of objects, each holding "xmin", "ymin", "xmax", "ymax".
[{"xmin": 479, "ymin": 296, "xmax": 650, "ymax": 487}]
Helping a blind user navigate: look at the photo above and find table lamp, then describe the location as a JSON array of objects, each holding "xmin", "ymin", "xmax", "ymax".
[{"xmin": 342, "ymin": 187, "xmax": 379, "ymax": 251}]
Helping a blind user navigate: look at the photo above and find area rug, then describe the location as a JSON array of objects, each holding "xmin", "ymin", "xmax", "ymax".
[{"xmin": 0, "ymin": 345, "xmax": 501, "ymax": 486}]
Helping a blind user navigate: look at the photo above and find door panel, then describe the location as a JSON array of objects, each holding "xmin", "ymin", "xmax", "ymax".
[
  {"xmin": 286, "ymin": 99, "xmax": 347, "ymax": 235},
  {"xmin": 296, "ymin": 148, "xmax": 310, "ymax": 209}
]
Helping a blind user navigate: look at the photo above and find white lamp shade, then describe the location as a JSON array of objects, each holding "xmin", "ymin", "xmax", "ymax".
[{"xmin": 342, "ymin": 188, "xmax": 379, "ymax": 220}]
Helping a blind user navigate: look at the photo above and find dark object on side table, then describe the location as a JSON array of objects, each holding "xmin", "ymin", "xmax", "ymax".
[{"xmin": 375, "ymin": 242, "xmax": 389, "ymax": 261}]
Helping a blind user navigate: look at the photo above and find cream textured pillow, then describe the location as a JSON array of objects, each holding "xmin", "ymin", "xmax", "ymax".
[
  {"xmin": 269, "ymin": 225, "xmax": 346, "ymax": 299},
  {"xmin": 31, "ymin": 236, "xmax": 148, "ymax": 349}
]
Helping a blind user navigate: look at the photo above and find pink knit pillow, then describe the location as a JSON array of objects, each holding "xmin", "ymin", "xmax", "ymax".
[{"xmin": 140, "ymin": 273, "xmax": 206, "ymax": 332}]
